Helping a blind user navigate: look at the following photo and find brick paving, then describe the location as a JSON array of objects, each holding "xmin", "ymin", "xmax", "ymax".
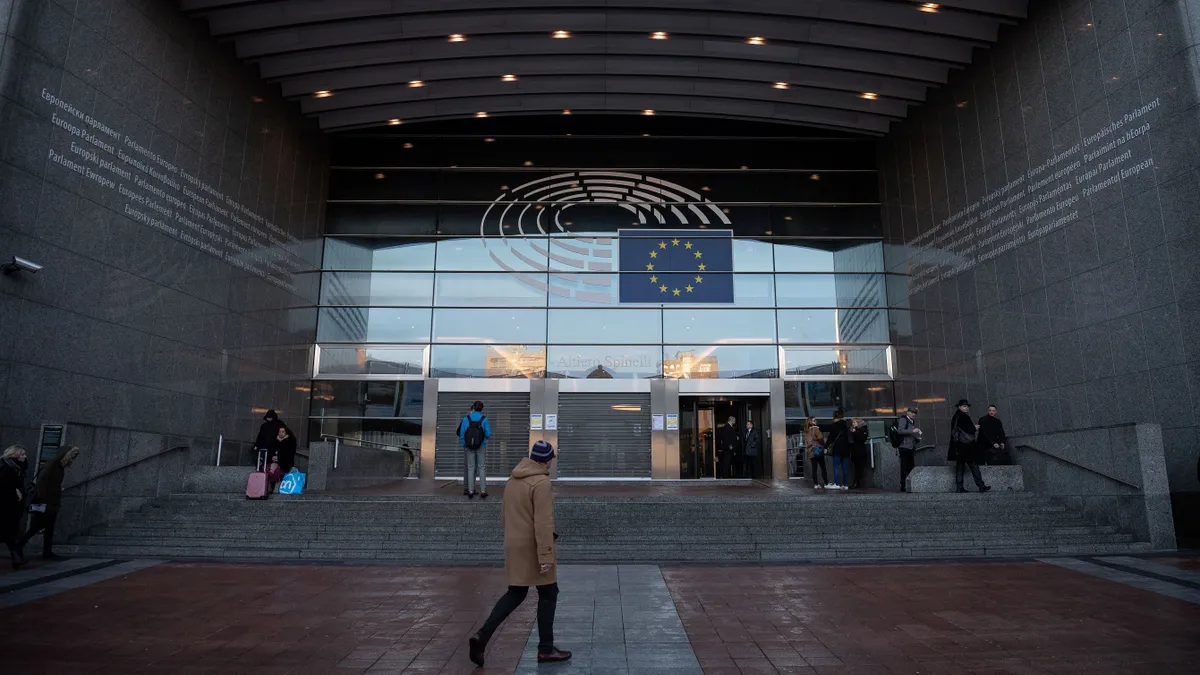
[
  {"xmin": 662, "ymin": 562, "xmax": 1200, "ymax": 674},
  {"xmin": 1, "ymin": 559, "xmax": 1198, "ymax": 674}
]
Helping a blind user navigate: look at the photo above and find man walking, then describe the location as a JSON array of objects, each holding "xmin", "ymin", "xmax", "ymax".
[
  {"xmin": 458, "ymin": 401, "xmax": 492, "ymax": 499},
  {"xmin": 742, "ymin": 419, "xmax": 762, "ymax": 479},
  {"xmin": 19, "ymin": 445, "xmax": 80, "ymax": 560},
  {"xmin": 716, "ymin": 416, "xmax": 741, "ymax": 478},
  {"xmin": 897, "ymin": 407, "xmax": 922, "ymax": 491},
  {"xmin": 469, "ymin": 441, "xmax": 570, "ymax": 666},
  {"xmin": 977, "ymin": 404, "xmax": 1009, "ymax": 465}
]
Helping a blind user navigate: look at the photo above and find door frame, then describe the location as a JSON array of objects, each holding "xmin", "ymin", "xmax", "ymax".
[{"xmin": 678, "ymin": 393, "xmax": 772, "ymax": 480}]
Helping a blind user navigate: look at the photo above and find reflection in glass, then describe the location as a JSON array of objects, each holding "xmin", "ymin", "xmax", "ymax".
[
  {"xmin": 783, "ymin": 347, "xmax": 890, "ymax": 377},
  {"xmin": 318, "ymin": 308, "xmax": 432, "ymax": 343},
  {"xmin": 547, "ymin": 309, "xmax": 661, "ymax": 344},
  {"xmin": 430, "ymin": 344, "xmax": 546, "ymax": 378},
  {"xmin": 324, "ymin": 237, "xmax": 437, "ymax": 271},
  {"xmin": 434, "ymin": 273, "xmax": 548, "ymax": 307},
  {"xmin": 309, "ymin": 381, "xmax": 426, "ymax": 417},
  {"xmin": 432, "ymin": 309, "xmax": 547, "ymax": 344},
  {"xmin": 777, "ymin": 309, "xmax": 889, "ymax": 344},
  {"xmin": 435, "ymin": 237, "xmax": 548, "ymax": 272},
  {"xmin": 784, "ymin": 381, "xmax": 896, "ymax": 419},
  {"xmin": 662, "ymin": 309, "xmax": 776, "ymax": 344},
  {"xmin": 320, "ymin": 272, "xmax": 434, "ymax": 306},
  {"xmin": 316, "ymin": 346, "xmax": 425, "ymax": 376},
  {"xmin": 733, "ymin": 274, "xmax": 775, "ymax": 307},
  {"xmin": 546, "ymin": 345, "xmax": 663, "ymax": 378},
  {"xmin": 773, "ymin": 243, "xmax": 836, "ymax": 272},
  {"xmin": 663, "ymin": 345, "xmax": 779, "ymax": 378},
  {"xmin": 733, "ymin": 239, "xmax": 775, "ymax": 272},
  {"xmin": 774, "ymin": 274, "xmax": 839, "ymax": 307},
  {"xmin": 548, "ymin": 273, "xmax": 618, "ymax": 306}
]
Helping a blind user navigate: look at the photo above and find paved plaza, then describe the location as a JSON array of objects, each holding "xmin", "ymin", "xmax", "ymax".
[{"xmin": 1, "ymin": 555, "xmax": 1198, "ymax": 674}]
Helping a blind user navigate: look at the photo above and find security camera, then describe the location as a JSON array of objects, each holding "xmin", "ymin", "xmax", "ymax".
[{"xmin": 2, "ymin": 256, "xmax": 43, "ymax": 275}]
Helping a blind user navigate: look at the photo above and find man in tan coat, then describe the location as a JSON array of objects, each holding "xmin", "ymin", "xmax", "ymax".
[{"xmin": 468, "ymin": 440, "xmax": 571, "ymax": 666}]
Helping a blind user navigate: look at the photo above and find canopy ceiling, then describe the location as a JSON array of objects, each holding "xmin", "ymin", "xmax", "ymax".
[{"xmin": 181, "ymin": 0, "xmax": 1028, "ymax": 135}]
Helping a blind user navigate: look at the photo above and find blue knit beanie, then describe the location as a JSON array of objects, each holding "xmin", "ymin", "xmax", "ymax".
[{"xmin": 530, "ymin": 440, "xmax": 555, "ymax": 463}]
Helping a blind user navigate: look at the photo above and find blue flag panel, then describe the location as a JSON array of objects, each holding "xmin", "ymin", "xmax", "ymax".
[{"xmin": 618, "ymin": 229, "xmax": 734, "ymax": 303}]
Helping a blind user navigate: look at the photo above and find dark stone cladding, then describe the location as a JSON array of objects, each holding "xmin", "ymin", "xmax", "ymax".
[
  {"xmin": 879, "ymin": 0, "xmax": 1200, "ymax": 513},
  {"xmin": 0, "ymin": 0, "xmax": 326, "ymax": 453}
]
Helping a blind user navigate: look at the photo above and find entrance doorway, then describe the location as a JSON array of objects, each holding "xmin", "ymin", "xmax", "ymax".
[{"xmin": 678, "ymin": 396, "xmax": 770, "ymax": 479}]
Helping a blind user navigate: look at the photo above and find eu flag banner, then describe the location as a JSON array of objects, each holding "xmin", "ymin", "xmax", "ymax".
[{"xmin": 618, "ymin": 229, "xmax": 734, "ymax": 303}]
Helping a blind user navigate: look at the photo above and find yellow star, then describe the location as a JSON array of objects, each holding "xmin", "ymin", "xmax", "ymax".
[
  {"xmin": 659, "ymin": 285, "xmax": 668, "ymax": 293},
  {"xmin": 646, "ymin": 263, "xmax": 654, "ymax": 271},
  {"xmin": 694, "ymin": 251, "xmax": 702, "ymax": 259},
  {"xmin": 685, "ymin": 285, "xmax": 694, "ymax": 292},
  {"xmin": 684, "ymin": 242, "xmax": 693, "ymax": 249},
  {"xmin": 649, "ymin": 250, "xmax": 658, "ymax": 258},
  {"xmin": 695, "ymin": 275, "xmax": 703, "ymax": 283},
  {"xmin": 698, "ymin": 263, "xmax": 706, "ymax": 271},
  {"xmin": 672, "ymin": 288, "xmax": 681, "ymax": 296},
  {"xmin": 659, "ymin": 241, "xmax": 667, "ymax": 249},
  {"xmin": 671, "ymin": 238, "xmax": 680, "ymax": 246},
  {"xmin": 649, "ymin": 275, "xmax": 658, "ymax": 283}
]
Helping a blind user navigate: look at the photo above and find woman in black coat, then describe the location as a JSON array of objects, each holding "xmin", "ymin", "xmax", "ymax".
[
  {"xmin": 948, "ymin": 400, "xmax": 990, "ymax": 493},
  {"xmin": 1, "ymin": 445, "xmax": 29, "ymax": 569},
  {"xmin": 822, "ymin": 409, "xmax": 852, "ymax": 490},
  {"xmin": 849, "ymin": 418, "xmax": 870, "ymax": 490}
]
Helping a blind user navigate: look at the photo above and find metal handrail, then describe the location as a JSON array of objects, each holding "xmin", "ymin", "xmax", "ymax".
[{"xmin": 319, "ymin": 434, "xmax": 415, "ymax": 470}]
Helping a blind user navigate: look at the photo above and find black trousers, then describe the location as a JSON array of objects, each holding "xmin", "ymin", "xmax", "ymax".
[
  {"xmin": 956, "ymin": 461, "xmax": 986, "ymax": 490},
  {"xmin": 718, "ymin": 451, "xmax": 736, "ymax": 478},
  {"xmin": 899, "ymin": 449, "xmax": 915, "ymax": 491},
  {"xmin": 478, "ymin": 583, "xmax": 558, "ymax": 652},
  {"xmin": 20, "ymin": 510, "xmax": 57, "ymax": 554},
  {"xmin": 851, "ymin": 458, "xmax": 867, "ymax": 489},
  {"xmin": 809, "ymin": 455, "xmax": 828, "ymax": 486},
  {"xmin": 742, "ymin": 454, "xmax": 758, "ymax": 479}
]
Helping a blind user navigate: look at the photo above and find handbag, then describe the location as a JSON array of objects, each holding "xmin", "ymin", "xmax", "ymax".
[
  {"xmin": 951, "ymin": 426, "xmax": 975, "ymax": 444},
  {"xmin": 811, "ymin": 444, "xmax": 825, "ymax": 458},
  {"xmin": 279, "ymin": 468, "xmax": 306, "ymax": 495}
]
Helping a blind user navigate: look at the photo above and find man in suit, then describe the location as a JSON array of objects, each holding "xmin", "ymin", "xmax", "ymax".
[
  {"xmin": 716, "ymin": 416, "xmax": 741, "ymax": 478},
  {"xmin": 742, "ymin": 419, "xmax": 763, "ymax": 479}
]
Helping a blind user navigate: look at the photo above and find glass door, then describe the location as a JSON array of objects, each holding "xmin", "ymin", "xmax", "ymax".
[{"xmin": 679, "ymin": 398, "xmax": 718, "ymax": 479}]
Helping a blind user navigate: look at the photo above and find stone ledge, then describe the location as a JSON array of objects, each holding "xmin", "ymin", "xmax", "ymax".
[{"xmin": 907, "ymin": 466, "xmax": 1025, "ymax": 493}]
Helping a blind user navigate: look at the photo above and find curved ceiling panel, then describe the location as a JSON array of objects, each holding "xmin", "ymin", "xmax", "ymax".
[{"xmin": 180, "ymin": 0, "xmax": 1029, "ymax": 134}]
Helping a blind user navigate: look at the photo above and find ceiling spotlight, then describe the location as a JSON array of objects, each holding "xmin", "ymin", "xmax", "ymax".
[
  {"xmin": 642, "ymin": 109, "xmax": 655, "ymax": 115},
  {"xmin": 740, "ymin": 165, "xmax": 749, "ymax": 170},
  {"xmin": 860, "ymin": 92, "xmax": 879, "ymax": 100},
  {"xmin": 484, "ymin": 137, "xmax": 495, "ymax": 142},
  {"xmin": 501, "ymin": 74, "xmax": 518, "ymax": 82},
  {"xmin": 475, "ymin": 111, "xmax": 489, "ymax": 118},
  {"xmin": 919, "ymin": 3, "xmax": 940, "ymax": 12},
  {"xmin": 374, "ymin": 173, "xmax": 386, "ymax": 180},
  {"xmin": 651, "ymin": 31, "xmax": 669, "ymax": 40},
  {"xmin": 772, "ymin": 82, "xmax": 789, "ymax": 90},
  {"xmin": 553, "ymin": 30, "xmax": 571, "ymax": 39},
  {"xmin": 403, "ymin": 142, "xmax": 413, "ymax": 149},
  {"xmin": 784, "ymin": 216, "xmax": 793, "ymax": 221},
  {"xmin": 701, "ymin": 186, "xmax": 711, "ymax": 192},
  {"xmin": 642, "ymin": 133, "xmax": 650, "ymax": 137},
  {"xmin": 387, "ymin": 118, "xmax": 403, "ymax": 125},
  {"xmin": 500, "ymin": 185, "xmax": 509, "ymax": 190},
  {"xmin": 746, "ymin": 36, "xmax": 765, "ymax": 45},
  {"xmin": 809, "ymin": 173, "xmax": 821, "ymax": 181},
  {"xmin": 250, "ymin": 96, "xmax": 264, "ymax": 103},
  {"xmin": 313, "ymin": 90, "xmax": 333, "ymax": 98},
  {"xmin": 408, "ymin": 80, "xmax": 425, "ymax": 88},
  {"xmin": 562, "ymin": 109, "xmax": 572, "ymax": 115},
  {"xmin": 523, "ymin": 160, "xmax": 533, "ymax": 166},
  {"xmin": 764, "ymin": 230, "xmax": 773, "ymax": 235},
  {"xmin": 448, "ymin": 33, "xmax": 466, "ymax": 42}
]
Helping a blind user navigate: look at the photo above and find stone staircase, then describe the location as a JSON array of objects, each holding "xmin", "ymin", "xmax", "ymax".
[{"xmin": 59, "ymin": 491, "xmax": 1155, "ymax": 564}]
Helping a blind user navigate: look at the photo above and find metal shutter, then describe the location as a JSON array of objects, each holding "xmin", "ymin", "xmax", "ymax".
[
  {"xmin": 556, "ymin": 393, "xmax": 651, "ymax": 478},
  {"xmin": 435, "ymin": 392, "xmax": 531, "ymax": 479}
]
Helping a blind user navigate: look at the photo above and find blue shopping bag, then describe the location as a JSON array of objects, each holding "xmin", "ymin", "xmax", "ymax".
[{"xmin": 279, "ymin": 468, "xmax": 306, "ymax": 495}]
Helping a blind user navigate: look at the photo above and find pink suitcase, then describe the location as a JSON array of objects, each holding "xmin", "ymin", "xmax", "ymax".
[{"xmin": 246, "ymin": 452, "xmax": 269, "ymax": 499}]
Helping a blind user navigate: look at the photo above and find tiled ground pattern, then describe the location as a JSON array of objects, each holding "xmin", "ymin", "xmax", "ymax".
[{"xmin": 663, "ymin": 563, "xmax": 1200, "ymax": 674}]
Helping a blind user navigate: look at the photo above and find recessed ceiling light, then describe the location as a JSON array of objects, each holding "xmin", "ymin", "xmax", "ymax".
[
  {"xmin": 484, "ymin": 137, "xmax": 495, "ymax": 142},
  {"xmin": 809, "ymin": 173, "xmax": 821, "ymax": 181},
  {"xmin": 642, "ymin": 109, "xmax": 655, "ymax": 116},
  {"xmin": 500, "ymin": 185, "xmax": 509, "ymax": 190},
  {"xmin": 701, "ymin": 186, "xmax": 711, "ymax": 192},
  {"xmin": 523, "ymin": 160, "xmax": 533, "ymax": 166},
  {"xmin": 784, "ymin": 216, "xmax": 793, "ymax": 221},
  {"xmin": 475, "ymin": 111, "xmax": 488, "ymax": 118},
  {"xmin": 374, "ymin": 173, "xmax": 386, "ymax": 180},
  {"xmin": 740, "ymin": 165, "xmax": 749, "ymax": 170},
  {"xmin": 403, "ymin": 142, "xmax": 413, "ymax": 149},
  {"xmin": 502, "ymin": 74, "xmax": 518, "ymax": 82},
  {"xmin": 919, "ymin": 3, "xmax": 940, "ymax": 13},
  {"xmin": 553, "ymin": 30, "xmax": 571, "ymax": 39},
  {"xmin": 764, "ymin": 230, "xmax": 773, "ymax": 235},
  {"xmin": 562, "ymin": 109, "xmax": 572, "ymax": 115},
  {"xmin": 251, "ymin": 96, "xmax": 264, "ymax": 103},
  {"xmin": 408, "ymin": 80, "xmax": 425, "ymax": 88},
  {"xmin": 746, "ymin": 36, "xmax": 765, "ymax": 45},
  {"xmin": 860, "ymin": 92, "xmax": 879, "ymax": 100},
  {"xmin": 772, "ymin": 82, "xmax": 789, "ymax": 89},
  {"xmin": 642, "ymin": 133, "xmax": 650, "ymax": 137},
  {"xmin": 388, "ymin": 118, "xmax": 403, "ymax": 125},
  {"xmin": 651, "ymin": 31, "xmax": 669, "ymax": 40},
  {"xmin": 448, "ymin": 33, "xmax": 466, "ymax": 42},
  {"xmin": 313, "ymin": 90, "xmax": 333, "ymax": 98}
]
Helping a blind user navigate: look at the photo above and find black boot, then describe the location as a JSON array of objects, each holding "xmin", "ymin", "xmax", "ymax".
[
  {"xmin": 10, "ymin": 549, "xmax": 25, "ymax": 570},
  {"xmin": 956, "ymin": 486, "xmax": 967, "ymax": 493},
  {"xmin": 468, "ymin": 632, "xmax": 488, "ymax": 666}
]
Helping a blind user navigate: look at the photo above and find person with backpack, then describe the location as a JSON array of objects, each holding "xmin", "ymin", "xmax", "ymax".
[
  {"xmin": 458, "ymin": 400, "xmax": 493, "ymax": 499},
  {"xmin": 892, "ymin": 407, "xmax": 922, "ymax": 491}
]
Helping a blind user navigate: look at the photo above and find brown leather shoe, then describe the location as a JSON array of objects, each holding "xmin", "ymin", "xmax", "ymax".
[{"xmin": 537, "ymin": 648, "xmax": 572, "ymax": 663}]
